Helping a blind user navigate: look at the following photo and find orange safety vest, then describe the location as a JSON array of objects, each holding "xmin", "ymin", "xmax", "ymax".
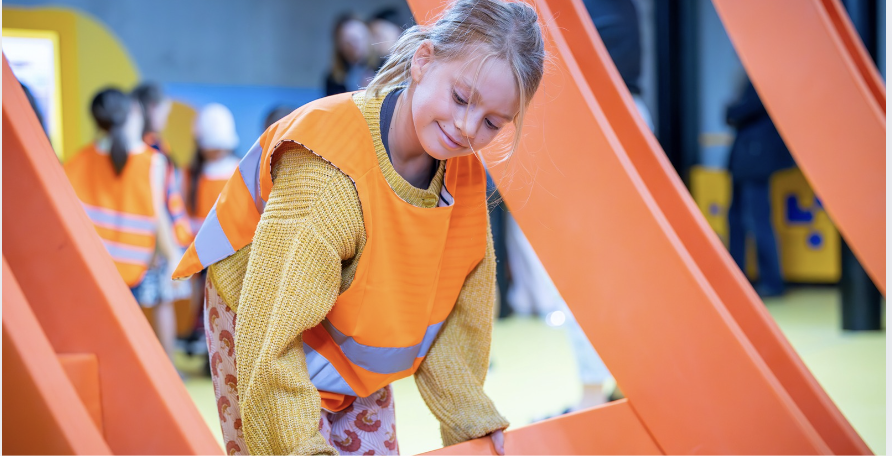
[
  {"xmin": 65, "ymin": 144, "xmax": 158, "ymax": 287},
  {"xmin": 145, "ymin": 132, "xmax": 194, "ymax": 247},
  {"xmin": 186, "ymin": 157, "xmax": 240, "ymax": 234},
  {"xmin": 173, "ymin": 92, "xmax": 488, "ymax": 411}
]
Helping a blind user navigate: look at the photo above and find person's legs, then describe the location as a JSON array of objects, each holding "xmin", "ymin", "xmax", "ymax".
[
  {"xmin": 728, "ymin": 180, "xmax": 747, "ymax": 272},
  {"xmin": 563, "ymin": 309, "xmax": 611, "ymax": 410},
  {"xmin": 327, "ymin": 385, "xmax": 398, "ymax": 455},
  {"xmin": 153, "ymin": 299, "xmax": 177, "ymax": 360},
  {"xmin": 745, "ymin": 180, "xmax": 785, "ymax": 296}
]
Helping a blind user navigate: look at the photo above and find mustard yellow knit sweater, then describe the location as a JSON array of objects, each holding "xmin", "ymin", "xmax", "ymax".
[{"xmin": 208, "ymin": 90, "xmax": 509, "ymax": 455}]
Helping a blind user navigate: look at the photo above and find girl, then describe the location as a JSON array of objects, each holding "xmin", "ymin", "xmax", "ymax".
[
  {"xmin": 65, "ymin": 88, "xmax": 182, "ymax": 360},
  {"xmin": 173, "ymin": 1, "xmax": 544, "ymax": 454},
  {"xmin": 186, "ymin": 103, "xmax": 241, "ymax": 235},
  {"xmin": 133, "ymin": 83, "xmax": 195, "ymax": 344},
  {"xmin": 183, "ymin": 103, "xmax": 241, "ymax": 350},
  {"xmin": 325, "ymin": 13, "xmax": 378, "ymax": 96},
  {"xmin": 132, "ymin": 82, "xmax": 194, "ymax": 248}
]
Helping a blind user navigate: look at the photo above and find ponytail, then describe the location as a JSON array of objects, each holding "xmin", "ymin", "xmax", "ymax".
[
  {"xmin": 90, "ymin": 88, "xmax": 132, "ymax": 175},
  {"xmin": 187, "ymin": 143, "xmax": 205, "ymax": 213},
  {"xmin": 108, "ymin": 125, "xmax": 129, "ymax": 175}
]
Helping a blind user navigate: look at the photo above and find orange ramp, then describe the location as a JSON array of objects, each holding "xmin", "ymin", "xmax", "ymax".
[
  {"xmin": 713, "ymin": 0, "xmax": 885, "ymax": 294},
  {"xmin": 407, "ymin": 0, "xmax": 864, "ymax": 453},
  {"xmin": 2, "ymin": 56, "xmax": 222, "ymax": 454}
]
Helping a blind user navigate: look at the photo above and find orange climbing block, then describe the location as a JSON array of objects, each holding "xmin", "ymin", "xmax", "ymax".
[
  {"xmin": 3, "ymin": 257, "xmax": 112, "ymax": 455},
  {"xmin": 2, "ymin": 56, "xmax": 222, "ymax": 455}
]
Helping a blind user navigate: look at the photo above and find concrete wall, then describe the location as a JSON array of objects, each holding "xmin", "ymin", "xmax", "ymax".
[{"xmin": 4, "ymin": 0, "xmax": 413, "ymax": 88}]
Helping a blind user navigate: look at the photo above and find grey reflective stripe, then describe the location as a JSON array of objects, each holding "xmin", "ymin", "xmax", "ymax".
[
  {"xmin": 193, "ymin": 206, "xmax": 235, "ymax": 267},
  {"xmin": 321, "ymin": 319, "xmax": 446, "ymax": 375},
  {"xmin": 102, "ymin": 240, "xmax": 154, "ymax": 265},
  {"xmin": 239, "ymin": 139, "xmax": 266, "ymax": 215},
  {"xmin": 303, "ymin": 343, "xmax": 357, "ymax": 397},
  {"xmin": 83, "ymin": 203, "xmax": 156, "ymax": 235},
  {"xmin": 417, "ymin": 320, "xmax": 445, "ymax": 358}
]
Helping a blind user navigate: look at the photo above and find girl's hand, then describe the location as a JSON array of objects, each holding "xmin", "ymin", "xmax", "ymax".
[{"xmin": 490, "ymin": 429, "xmax": 505, "ymax": 455}]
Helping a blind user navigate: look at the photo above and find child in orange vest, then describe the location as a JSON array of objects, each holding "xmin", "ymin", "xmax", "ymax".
[
  {"xmin": 183, "ymin": 103, "xmax": 241, "ymax": 348},
  {"xmin": 186, "ymin": 103, "xmax": 241, "ymax": 234},
  {"xmin": 65, "ymin": 88, "xmax": 182, "ymax": 361},
  {"xmin": 173, "ymin": 1, "xmax": 545, "ymax": 454}
]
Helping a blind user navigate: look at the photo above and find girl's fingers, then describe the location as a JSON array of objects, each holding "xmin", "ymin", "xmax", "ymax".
[{"xmin": 490, "ymin": 429, "xmax": 505, "ymax": 455}]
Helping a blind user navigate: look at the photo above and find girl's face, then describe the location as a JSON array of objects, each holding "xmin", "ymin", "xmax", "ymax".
[
  {"xmin": 122, "ymin": 100, "xmax": 145, "ymax": 147},
  {"xmin": 337, "ymin": 19, "xmax": 371, "ymax": 65},
  {"xmin": 149, "ymin": 98, "xmax": 172, "ymax": 133},
  {"xmin": 409, "ymin": 42, "xmax": 520, "ymax": 161}
]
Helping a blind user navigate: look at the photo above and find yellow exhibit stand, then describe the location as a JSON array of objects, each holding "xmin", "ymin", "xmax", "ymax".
[{"xmin": 690, "ymin": 166, "xmax": 841, "ymax": 283}]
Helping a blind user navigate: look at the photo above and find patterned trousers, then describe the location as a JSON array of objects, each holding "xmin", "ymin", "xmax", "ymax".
[{"xmin": 205, "ymin": 280, "xmax": 399, "ymax": 455}]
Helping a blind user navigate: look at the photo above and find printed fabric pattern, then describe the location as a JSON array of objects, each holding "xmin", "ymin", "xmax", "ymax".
[{"xmin": 205, "ymin": 279, "xmax": 399, "ymax": 455}]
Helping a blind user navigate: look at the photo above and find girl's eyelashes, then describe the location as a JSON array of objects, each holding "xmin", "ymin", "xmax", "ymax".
[
  {"xmin": 452, "ymin": 89, "xmax": 468, "ymax": 106},
  {"xmin": 453, "ymin": 89, "xmax": 500, "ymax": 131}
]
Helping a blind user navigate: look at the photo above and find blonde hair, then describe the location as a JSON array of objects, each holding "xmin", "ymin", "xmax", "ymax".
[{"xmin": 366, "ymin": 0, "xmax": 545, "ymax": 161}]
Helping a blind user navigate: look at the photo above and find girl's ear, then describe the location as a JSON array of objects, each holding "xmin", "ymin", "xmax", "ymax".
[{"xmin": 410, "ymin": 40, "xmax": 434, "ymax": 84}]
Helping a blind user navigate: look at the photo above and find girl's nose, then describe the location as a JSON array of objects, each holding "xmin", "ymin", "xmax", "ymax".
[{"xmin": 455, "ymin": 115, "xmax": 478, "ymax": 142}]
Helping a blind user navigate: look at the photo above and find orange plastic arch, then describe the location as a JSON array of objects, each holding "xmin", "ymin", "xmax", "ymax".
[
  {"xmin": 713, "ymin": 0, "xmax": 886, "ymax": 294},
  {"xmin": 547, "ymin": 0, "xmax": 869, "ymax": 453},
  {"xmin": 407, "ymin": 0, "xmax": 866, "ymax": 453},
  {"xmin": 2, "ymin": 56, "xmax": 222, "ymax": 455}
]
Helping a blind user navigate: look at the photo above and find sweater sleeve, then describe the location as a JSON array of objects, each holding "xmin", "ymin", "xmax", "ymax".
[
  {"xmin": 230, "ymin": 147, "xmax": 364, "ymax": 456},
  {"xmin": 414, "ymin": 213, "xmax": 511, "ymax": 447}
]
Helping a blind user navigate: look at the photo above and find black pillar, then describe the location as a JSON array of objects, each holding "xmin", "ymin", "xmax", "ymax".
[
  {"xmin": 838, "ymin": 0, "xmax": 883, "ymax": 331},
  {"xmin": 840, "ymin": 241, "xmax": 883, "ymax": 330}
]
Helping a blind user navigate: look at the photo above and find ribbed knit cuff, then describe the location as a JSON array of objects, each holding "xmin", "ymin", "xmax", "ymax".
[{"xmin": 439, "ymin": 401, "xmax": 510, "ymax": 447}]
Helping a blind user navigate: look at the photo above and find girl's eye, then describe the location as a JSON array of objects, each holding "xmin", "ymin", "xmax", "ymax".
[
  {"xmin": 452, "ymin": 90, "xmax": 468, "ymax": 105},
  {"xmin": 485, "ymin": 118, "xmax": 500, "ymax": 130}
]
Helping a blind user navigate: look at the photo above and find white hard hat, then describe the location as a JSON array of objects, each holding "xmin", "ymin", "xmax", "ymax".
[{"xmin": 194, "ymin": 103, "xmax": 238, "ymax": 151}]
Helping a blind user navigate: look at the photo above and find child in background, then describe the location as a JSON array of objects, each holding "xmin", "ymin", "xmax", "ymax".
[
  {"xmin": 325, "ymin": 12, "xmax": 377, "ymax": 95},
  {"xmin": 184, "ymin": 103, "xmax": 241, "ymax": 342},
  {"xmin": 132, "ymin": 82, "xmax": 194, "ymax": 248},
  {"xmin": 65, "ymin": 88, "xmax": 181, "ymax": 361},
  {"xmin": 173, "ymin": 1, "xmax": 545, "ymax": 454},
  {"xmin": 186, "ymin": 103, "xmax": 241, "ymax": 234},
  {"xmin": 133, "ymin": 83, "xmax": 193, "ymax": 356}
]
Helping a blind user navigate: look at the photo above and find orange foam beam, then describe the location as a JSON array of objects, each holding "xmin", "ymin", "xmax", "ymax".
[
  {"xmin": 713, "ymin": 0, "xmax": 885, "ymax": 294},
  {"xmin": 548, "ymin": 0, "xmax": 869, "ymax": 453},
  {"xmin": 425, "ymin": 400, "xmax": 662, "ymax": 455},
  {"xmin": 407, "ymin": 0, "xmax": 829, "ymax": 453},
  {"xmin": 2, "ymin": 56, "xmax": 222, "ymax": 455},
  {"xmin": 3, "ymin": 257, "xmax": 112, "ymax": 455}
]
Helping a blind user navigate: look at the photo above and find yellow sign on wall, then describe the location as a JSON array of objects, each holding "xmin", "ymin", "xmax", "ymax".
[{"xmin": 2, "ymin": 28, "xmax": 64, "ymax": 157}]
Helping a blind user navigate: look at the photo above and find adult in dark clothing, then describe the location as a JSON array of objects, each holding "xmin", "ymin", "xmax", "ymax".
[
  {"xmin": 582, "ymin": 0, "xmax": 653, "ymax": 130},
  {"xmin": 582, "ymin": 0, "xmax": 642, "ymax": 95},
  {"xmin": 726, "ymin": 79, "xmax": 796, "ymax": 297}
]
